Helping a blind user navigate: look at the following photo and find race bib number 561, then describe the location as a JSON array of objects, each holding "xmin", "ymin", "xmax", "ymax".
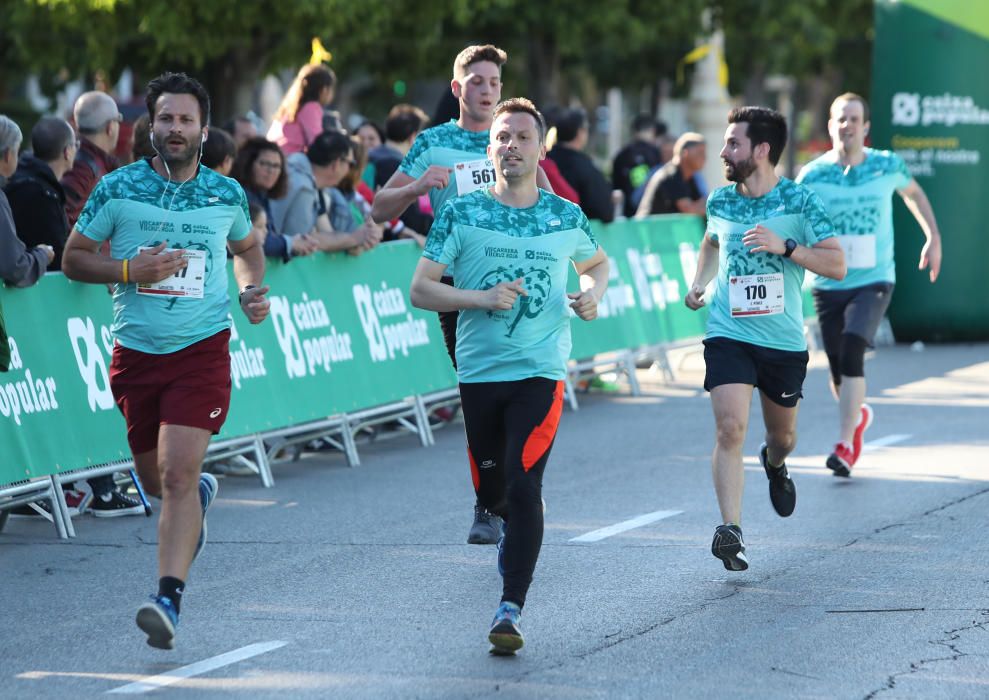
[
  {"xmin": 455, "ymin": 158, "xmax": 496, "ymax": 196},
  {"xmin": 136, "ymin": 248, "xmax": 206, "ymax": 299},
  {"xmin": 729, "ymin": 273, "xmax": 784, "ymax": 317}
]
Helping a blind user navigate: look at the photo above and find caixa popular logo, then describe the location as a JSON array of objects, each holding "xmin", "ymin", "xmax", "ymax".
[
  {"xmin": 892, "ymin": 93, "xmax": 921, "ymax": 126},
  {"xmin": 67, "ymin": 316, "xmax": 115, "ymax": 412}
]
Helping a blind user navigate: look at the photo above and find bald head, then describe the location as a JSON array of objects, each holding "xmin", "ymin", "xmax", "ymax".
[{"xmin": 74, "ymin": 92, "xmax": 119, "ymax": 133}]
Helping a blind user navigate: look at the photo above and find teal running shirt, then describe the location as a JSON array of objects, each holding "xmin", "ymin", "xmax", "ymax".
[
  {"xmin": 76, "ymin": 159, "xmax": 251, "ymax": 354},
  {"xmin": 424, "ymin": 188, "xmax": 599, "ymax": 383},
  {"xmin": 796, "ymin": 147, "xmax": 911, "ymax": 290},
  {"xmin": 705, "ymin": 177, "xmax": 835, "ymax": 351}
]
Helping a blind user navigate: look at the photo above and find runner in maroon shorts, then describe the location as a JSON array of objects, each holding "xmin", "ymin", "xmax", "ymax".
[{"xmin": 62, "ymin": 72, "xmax": 270, "ymax": 650}]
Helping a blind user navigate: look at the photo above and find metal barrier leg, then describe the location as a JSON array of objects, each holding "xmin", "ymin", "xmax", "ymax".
[
  {"xmin": 253, "ymin": 435, "xmax": 275, "ymax": 488},
  {"xmin": 413, "ymin": 395, "xmax": 435, "ymax": 447},
  {"xmin": 340, "ymin": 415, "xmax": 361, "ymax": 467},
  {"xmin": 624, "ymin": 352, "xmax": 642, "ymax": 396},
  {"xmin": 564, "ymin": 375, "xmax": 580, "ymax": 411},
  {"xmin": 48, "ymin": 475, "xmax": 71, "ymax": 539}
]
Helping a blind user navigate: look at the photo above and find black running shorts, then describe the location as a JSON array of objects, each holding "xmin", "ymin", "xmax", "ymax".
[
  {"xmin": 703, "ymin": 337, "xmax": 809, "ymax": 408},
  {"xmin": 812, "ymin": 282, "xmax": 894, "ymax": 351}
]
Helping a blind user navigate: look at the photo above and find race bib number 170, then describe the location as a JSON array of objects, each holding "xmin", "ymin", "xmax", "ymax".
[{"xmin": 729, "ymin": 273, "xmax": 784, "ymax": 317}]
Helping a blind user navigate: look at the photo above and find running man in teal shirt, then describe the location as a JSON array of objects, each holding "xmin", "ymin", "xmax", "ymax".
[
  {"xmin": 411, "ymin": 98, "xmax": 608, "ymax": 655},
  {"xmin": 686, "ymin": 107, "xmax": 845, "ymax": 572},
  {"xmin": 374, "ymin": 44, "xmax": 553, "ymax": 547},
  {"xmin": 62, "ymin": 72, "xmax": 270, "ymax": 651},
  {"xmin": 797, "ymin": 93, "xmax": 943, "ymax": 477}
]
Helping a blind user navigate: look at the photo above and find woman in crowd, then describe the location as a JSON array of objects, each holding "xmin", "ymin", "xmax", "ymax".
[
  {"xmin": 232, "ymin": 137, "xmax": 315, "ymax": 260},
  {"xmin": 267, "ymin": 64, "xmax": 336, "ymax": 156}
]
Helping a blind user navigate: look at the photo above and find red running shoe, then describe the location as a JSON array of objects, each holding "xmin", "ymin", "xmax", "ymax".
[
  {"xmin": 851, "ymin": 403, "xmax": 874, "ymax": 464},
  {"xmin": 827, "ymin": 441, "xmax": 855, "ymax": 477}
]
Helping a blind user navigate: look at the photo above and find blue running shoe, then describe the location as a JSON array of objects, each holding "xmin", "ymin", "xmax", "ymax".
[
  {"xmin": 497, "ymin": 521, "xmax": 507, "ymax": 576},
  {"xmin": 488, "ymin": 601, "xmax": 524, "ymax": 655},
  {"xmin": 136, "ymin": 595, "xmax": 179, "ymax": 650},
  {"xmin": 193, "ymin": 473, "xmax": 218, "ymax": 563}
]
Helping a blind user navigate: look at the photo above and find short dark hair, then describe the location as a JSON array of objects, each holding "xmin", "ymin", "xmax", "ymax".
[
  {"xmin": 631, "ymin": 113, "xmax": 658, "ymax": 134},
  {"xmin": 357, "ymin": 120, "xmax": 384, "ymax": 143},
  {"xmin": 385, "ymin": 104, "xmax": 428, "ymax": 143},
  {"xmin": 727, "ymin": 106, "xmax": 787, "ymax": 166},
  {"xmin": 831, "ymin": 92, "xmax": 870, "ymax": 123},
  {"xmin": 31, "ymin": 117, "xmax": 75, "ymax": 161},
  {"xmin": 554, "ymin": 108, "xmax": 587, "ymax": 144},
  {"xmin": 201, "ymin": 127, "xmax": 235, "ymax": 170},
  {"xmin": 146, "ymin": 71, "xmax": 211, "ymax": 126},
  {"xmin": 453, "ymin": 44, "xmax": 508, "ymax": 79},
  {"xmin": 306, "ymin": 130, "xmax": 352, "ymax": 167},
  {"xmin": 492, "ymin": 98, "xmax": 547, "ymax": 143},
  {"xmin": 231, "ymin": 137, "xmax": 287, "ymax": 198}
]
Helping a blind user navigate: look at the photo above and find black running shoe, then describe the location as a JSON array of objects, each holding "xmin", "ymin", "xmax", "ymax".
[
  {"xmin": 467, "ymin": 503, "xmax": 502, "ymax": 545},
  {"xmin": 711, "ymin": 524, "xmax": 748, "ymax": 571},
  {"xmin": 760, "ymin": 443, "xmax": 796, "ymax": 517}
]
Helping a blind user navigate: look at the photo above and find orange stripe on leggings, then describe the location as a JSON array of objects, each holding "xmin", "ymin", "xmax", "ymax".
[
  {"xmin": 468, "ymin": 446, "xmax": 480, "ymax": 490},
  {"xmin": 521, "ymin": 380, "xmax": 564, "ymax": 471}
]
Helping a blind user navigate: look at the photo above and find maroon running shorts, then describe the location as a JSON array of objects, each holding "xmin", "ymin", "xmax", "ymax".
[{"xmin": 109, "ymin": 330, "xmax": 232, "ymax": 454}]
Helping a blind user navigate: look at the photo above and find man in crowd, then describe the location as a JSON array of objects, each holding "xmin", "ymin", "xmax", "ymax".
[
  {"xmin": 62, "ymin": 72, "xmax": 269, "ymax": 650},
  {"xmin": 612, "ymin": 114, "xmax": 664, "ymax": 217},
  {"xmin": 225, "ymin": 114, "xmax": 258, "ymax": 150},
  {"xmin": 410, "ymin": 98, "xmax": 608, "ymax": 654},
  {"xmin": 62, "ymin": 91, "xmax": 121, "ymax": 228},
  {"xmin": 200, "ymin": 126, "xmax": 236, "ymax": 176},
  {"xmin": 796, "ymin": 93, "xmax": 943, "ymax": 476},
  {"xmin": 685, "ymin": 106, "xmax": 845, "ymax": 571},
  {"xmin": 547, "ymin": 108, "xmax": 614, "ymax": 223},
  {"xmin": 374, "ymin": 44, "xmax": 554, "ymax": 547},
  {"xmin": 636, "ymin": 132, "xmax": 707, "ymax": 217},
  {"xmin": 369, "ymin": 104, "xmax": 434, "ymax": 239},
  {"xmin": 271, "ymin": 130, "xmax": 380, "ymax": 253},
  {"xmin": 5, "ymin": 117, "xmax": 77, "ymax": 271}
]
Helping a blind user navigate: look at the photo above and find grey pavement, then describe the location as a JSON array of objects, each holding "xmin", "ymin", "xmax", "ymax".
[{"xmin": 2, "ymin": 342, "xmax": 988, "ymax": 699}]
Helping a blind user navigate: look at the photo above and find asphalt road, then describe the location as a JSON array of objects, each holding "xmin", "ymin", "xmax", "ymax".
[{"xmin": 2, "ymin": 342, "xmax": 988, "ymax": 699}]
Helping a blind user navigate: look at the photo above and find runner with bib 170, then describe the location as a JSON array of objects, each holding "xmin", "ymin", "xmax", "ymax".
[
  {"xmin": 410, "ymin": 98, "xmax": 608, "ymax": 655},
  {"xmin": 372, "ymin": 44, "xmax": 554, "ymax": 548},
  {"xmin": 685, "ymin": 106, "xmax": 846, "ymax": 572},
  {"xmin": 797, "ymin": 93, "xmax": 943, "ymax": 478}
]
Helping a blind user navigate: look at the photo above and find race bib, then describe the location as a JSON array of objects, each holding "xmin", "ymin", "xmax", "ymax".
[
  {"xmin": 837, "ymin": 234, "xmax": 877, "ymax": 269},
  {"xmin": 136, "ymin": 248, "xmax": 206, "ymax": 299},
  {"xmin": 454, "ymin": 158, "xmax": 496, "ymax": 196},
  {"xmin": 729, "ymin": 273, "xmax": 784, "ymax": 317}
]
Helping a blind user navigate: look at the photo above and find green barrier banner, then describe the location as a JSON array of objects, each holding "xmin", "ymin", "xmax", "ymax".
[
  {"xmin": 873, "ymin": 0, "xmax": 989, "ymax": 340},
  {"xmin": 225, "ymin": 241, "xmax": 456, "ymax": 435},
  {"xmin": 0, "ymin": 217, "xmax": 715, "ymax": 488},
  {"xmin": 570, "ymin": 215, "xmax": 708, "ymax": 357},
  {"xmin": 0, "ymin": 241, "xmax": 456, "ymax": 486}
]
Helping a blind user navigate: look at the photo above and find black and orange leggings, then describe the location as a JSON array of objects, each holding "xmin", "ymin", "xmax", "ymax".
[{"xmin": 460, "ymin": 377, "xmax": 564, "ymax": 608}]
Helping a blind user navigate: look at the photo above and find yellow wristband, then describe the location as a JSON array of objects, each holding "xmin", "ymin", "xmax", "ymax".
[{"xmin": 122, "ymin": 257, "xmax": 129, "ymax": 284}]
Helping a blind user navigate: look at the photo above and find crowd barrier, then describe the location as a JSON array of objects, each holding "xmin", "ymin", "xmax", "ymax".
[{"xmin": 0, "ymin": 214, "xmax": 716, "ymax": 537}]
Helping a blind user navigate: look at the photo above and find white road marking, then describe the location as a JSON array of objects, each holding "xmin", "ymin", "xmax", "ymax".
[
  {"xmin": 570, "ymin": 510, "xmax": 683, "ymax": 543},
  {"xmin": 108, "ymin": 641, "xmax": 288, "ymax": 694},
  {"xmin": 863, "ymin": 434, "xmax": 912, "ymax": 452}
]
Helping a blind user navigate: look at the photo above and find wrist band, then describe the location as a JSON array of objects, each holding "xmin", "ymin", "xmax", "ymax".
[{"xmin": 122, "ymin": 258, "xmax": 129, "ymax": 284}]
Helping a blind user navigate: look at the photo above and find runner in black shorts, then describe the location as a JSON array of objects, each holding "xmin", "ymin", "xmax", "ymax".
[
  {"xmin": 798, "ymin": 93, "xmax": 942, "ymax": 476},
  {"xmin": 410, "ymin": 98, "xmax": 608, "ymax": 654},
  {"xmin": 686, "ymin": 107, "xmax": 845, "ymax": 571}
]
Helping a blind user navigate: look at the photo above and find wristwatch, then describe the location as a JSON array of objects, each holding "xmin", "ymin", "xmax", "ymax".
[
  {"xmin": 238, "ymin": 285, "xmax": 257, "ymax": 303},
  {"xmin": 782, "ymin": 239, "xmax": 798, "ymax": 258}
]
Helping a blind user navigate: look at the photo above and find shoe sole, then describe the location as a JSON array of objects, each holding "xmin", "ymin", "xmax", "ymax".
[
  {"xmin": 91, "ymin": 506, "xmax": 146, "ymax": 518},
  {"xmin": 468, "ymin": 530, "xmax": 500, "ymax": 545},
  {"xmin": 826, "ymin": 453, "xmax": 852, "ymax": 478},
  {"xmin": 136, "ymin": 604, "xmax": 175, "ymax": 650},
  {"xmin": 193, "ymin": 474, "xmax": 219, "ymax": 562},
  {"xmin": 851, "ymin": 404, "xmax": 875, "ymax": 462},
  {"xmin": 712, "ymin": 542, "xmax": 749, "ymax": 571},
  {"xmin": 488, "ymin": 630, "xmax": 524, "ymax": 654},
  {"xmin": 760, "ymin": 445, "xmax": 796, "ymax": 517}
]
